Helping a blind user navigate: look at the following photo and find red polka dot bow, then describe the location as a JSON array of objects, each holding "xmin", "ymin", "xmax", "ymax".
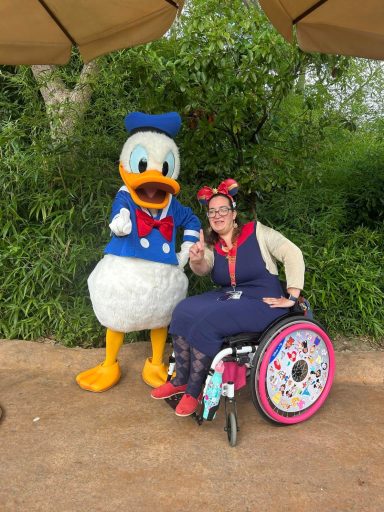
[{"xmin": 197, "ymin": 178, "xmax": 239, "ymax": 205}]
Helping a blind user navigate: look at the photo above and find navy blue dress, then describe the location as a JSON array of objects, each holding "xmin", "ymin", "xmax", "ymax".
[{"xmin": 169, "ymin": 222, "xmax": 289, "ymax": 357}]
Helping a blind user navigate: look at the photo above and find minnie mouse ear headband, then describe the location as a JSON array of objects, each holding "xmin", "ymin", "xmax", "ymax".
[{"xmin": 197, "ymin": 178, "xmax": 239, "ymax": 207}]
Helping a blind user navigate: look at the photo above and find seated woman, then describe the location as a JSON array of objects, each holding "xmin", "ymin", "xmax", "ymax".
[{"xmin": 151, "ymin": 178, "xmax": 305, "ymax": 417}]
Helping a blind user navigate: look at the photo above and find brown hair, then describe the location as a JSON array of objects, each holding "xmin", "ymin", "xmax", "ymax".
[{"xmin": 204, "ymin": 193, "xmax": 242, "ymax": 247}]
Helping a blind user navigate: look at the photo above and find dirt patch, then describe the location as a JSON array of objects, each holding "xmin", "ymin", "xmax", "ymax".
[
  {"xmin": 332, "ymin": 334, "xmax": 384, "ymax": 352},
  {"xmin": 1, "ymin": 339, "xmax": 384, "ymax": 512}
]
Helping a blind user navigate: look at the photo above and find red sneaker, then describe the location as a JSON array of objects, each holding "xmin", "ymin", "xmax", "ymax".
[
  {"xmin": 151, "ymin": 381, "xmax": 187, "ymax": 399},
  {"xmin": 175, "ymin": 394, "xmax": 199, "ymax": 417}
]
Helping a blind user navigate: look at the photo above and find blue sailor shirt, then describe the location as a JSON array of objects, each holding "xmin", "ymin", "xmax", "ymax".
[{"xmin": 104, "ymin": 186, "xmax": 201, "ymax": 265}]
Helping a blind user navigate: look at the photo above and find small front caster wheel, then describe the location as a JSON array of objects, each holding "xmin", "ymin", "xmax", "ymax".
[{"xmin": 226, "ymin": 411, "xmax": 237, "ymax": 447}]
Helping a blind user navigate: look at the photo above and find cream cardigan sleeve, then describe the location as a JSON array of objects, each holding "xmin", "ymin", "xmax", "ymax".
[{"xmin": 256, "ymin": 222, "xmax": 305, "ymax": 290}]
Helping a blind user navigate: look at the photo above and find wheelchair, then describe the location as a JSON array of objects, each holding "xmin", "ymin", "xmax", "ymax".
[{"xmin": 165, "ymin": 296, "xmax": 335, "ymax": 447}]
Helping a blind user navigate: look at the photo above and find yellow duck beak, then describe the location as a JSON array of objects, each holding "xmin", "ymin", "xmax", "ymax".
[{"xmin": 119, "ymin": 164, "xmax": 180, "ymax": 209}]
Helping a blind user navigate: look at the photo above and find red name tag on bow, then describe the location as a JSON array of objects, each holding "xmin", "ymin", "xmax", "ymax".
[{"xmin": 135, "ymin": 209, "xmax": 174, "ymax": 242}]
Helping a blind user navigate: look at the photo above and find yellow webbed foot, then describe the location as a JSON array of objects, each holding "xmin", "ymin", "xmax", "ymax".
[
  {"xmin": 142, "ymin": 357, "xmax": 168, "ymax": 388},
  {"xmin": 76, "ymin": 361, "xmax": 121, "ymax": 392}
]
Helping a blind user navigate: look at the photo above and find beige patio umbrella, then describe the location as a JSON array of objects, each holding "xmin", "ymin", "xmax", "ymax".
[
  {"xmin": 259, "ymin": 0, "xmax": 384, "ymax": 60},
  {"xmin": 0, "ymin": 0, "xmax": 183, "ymax": 65}
]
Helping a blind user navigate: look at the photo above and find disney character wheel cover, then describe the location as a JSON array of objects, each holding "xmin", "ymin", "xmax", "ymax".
[{"xmin": 258, "ymin": 323, "xmax": 335, "ymax": 423}]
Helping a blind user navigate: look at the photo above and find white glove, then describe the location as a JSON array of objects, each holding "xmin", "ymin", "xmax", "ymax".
[
  {"xmin": 109, "ymin": 208, "xmax": 132, "ymax": 236},
  {"xmin": 176, "ymin": 241, "xmax": 194, "ymax": 270}
]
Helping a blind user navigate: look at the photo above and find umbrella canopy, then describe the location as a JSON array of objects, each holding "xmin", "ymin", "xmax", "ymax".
[
  {"xmin": 0, "ymin": 0, "xmax": 183, "ymax": 65},
  {"xmin": 259, "ymin": 0, "xmax": 384, "ymax": 60}
]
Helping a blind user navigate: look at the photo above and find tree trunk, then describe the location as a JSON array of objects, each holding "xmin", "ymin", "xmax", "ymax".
[
  {"xmin": 296, "ymin": 69, "xmax": 306, "ymax": 94},
  {"xmin": 31, "ymin": 60, "xmax": 99, "ymax": 144}
]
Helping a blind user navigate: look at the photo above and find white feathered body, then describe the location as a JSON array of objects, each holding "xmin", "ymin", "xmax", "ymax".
[{"xmin": 88, "ymin": 255, "xmax": 188, "ymax": 332}]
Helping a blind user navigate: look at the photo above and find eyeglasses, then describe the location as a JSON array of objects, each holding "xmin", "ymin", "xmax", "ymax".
[{"xmin": 207, "ymin": 206, "xmax": 233, "ymax": 218}]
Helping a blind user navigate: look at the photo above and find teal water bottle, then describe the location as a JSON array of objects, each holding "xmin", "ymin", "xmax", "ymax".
[{"xmin": 203, "ymin": 361, "xmax": 225, "ymax": 420}]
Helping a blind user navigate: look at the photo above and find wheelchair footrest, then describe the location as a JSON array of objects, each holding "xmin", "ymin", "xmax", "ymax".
[
  {"xmin": 164, "ymin": 393, "xmax": 183, "ymax": 410},
  {"xmin": 165, "ymin": 395, "xmax": 204, "ymax": 425}
]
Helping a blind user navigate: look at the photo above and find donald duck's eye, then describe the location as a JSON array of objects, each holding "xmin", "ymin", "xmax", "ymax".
[
  {"xmin": 130, "ymin": 145, "xmax": 148, "ymax": 173},
  {"xmin": 139, "ymin": 159, "xmax": 147, "ymax": 172},
  {"xmin": 162, "ymin": 151, "xmax": 175, "ymax": 177}
]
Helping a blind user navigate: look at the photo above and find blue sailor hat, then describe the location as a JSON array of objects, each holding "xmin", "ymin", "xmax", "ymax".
[{"xmin": 124, "ymin": 112, "xmax": 181, "ymax": 138}]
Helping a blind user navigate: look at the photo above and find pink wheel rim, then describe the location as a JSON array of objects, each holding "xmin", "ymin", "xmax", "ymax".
[{"xmin": 258, "ymin": 322, "xmax": 335, "ymax": 424}]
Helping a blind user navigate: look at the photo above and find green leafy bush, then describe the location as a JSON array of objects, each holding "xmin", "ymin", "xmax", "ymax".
[
  {"xmin": 296, "ymin": 228, "xmax": 384, "ymax": 337},
  {"xmin": 0, "ymin": 68, "xmax": 124, "ymax": 345},
  {"xmin": 0, "ymin": 0, "xmax": 383, "ymax": 346}
]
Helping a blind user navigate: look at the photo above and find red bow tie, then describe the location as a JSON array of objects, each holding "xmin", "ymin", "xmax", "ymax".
[{"xmin": 136, "ymin": 209, "xmax": 174, "ymax": 242}]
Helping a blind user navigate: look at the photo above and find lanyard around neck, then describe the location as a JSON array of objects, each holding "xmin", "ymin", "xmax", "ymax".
[{"xmin": 222, "ymin": 241, "xmax": 237, "ymax": 288}]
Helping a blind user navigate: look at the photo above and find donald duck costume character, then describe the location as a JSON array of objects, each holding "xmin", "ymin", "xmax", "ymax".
[{"xmin": 76, "ymin": 112, "xmax": 201, "ymax": 392}]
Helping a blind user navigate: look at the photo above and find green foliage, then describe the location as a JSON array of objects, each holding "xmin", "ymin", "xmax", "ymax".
[
  {"xmin": 302, "ymin": 228, "xmax": 384, "ymax": 337},
  {"xmin": 327, "ymin": 139, "xmax": 384, "ymax": 229},
  {"xmin": 0, "ymin": 65, "xmax": 124, "ymax": 345},
  {"xmin": 0, "ymin": 0, "xmax": 383, "ymax": 345},
  {"xmin": 256, "ymin": 116, "xmax": 384, "ymax": 339}
]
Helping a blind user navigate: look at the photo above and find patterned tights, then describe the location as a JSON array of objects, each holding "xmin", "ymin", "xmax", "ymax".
[{"xmin": 171, "ymin": 335, "xmax": 213, "ymax": 398}]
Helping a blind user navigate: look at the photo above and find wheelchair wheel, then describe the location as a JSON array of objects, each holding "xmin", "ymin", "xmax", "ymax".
[
  {"xmin": 226, "ymin": 411, "xmax": 237, "ymax": 447},
  {"xmin": 250, "ymin": 316, "xmax": 335, "ymax": 425}
]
